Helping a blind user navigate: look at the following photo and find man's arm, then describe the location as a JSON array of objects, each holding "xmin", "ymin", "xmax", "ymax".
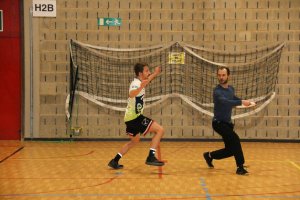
[
  {"xmin": 232, "ymin": 92, "xmax": 251, "ymax": 106},
  {"xmin": 232, "ymin": 94, "xmax": 251, "ymax": 106},
  {"xmin": 217, "ymin": 94, "xmax": 251, "ymax": 107},
  {"xmin": 214, "ymin": 89, "xmax": 242, "ymax": 107}
]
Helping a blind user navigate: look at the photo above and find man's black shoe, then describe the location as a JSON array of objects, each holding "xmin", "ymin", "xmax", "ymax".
[
  {"xmin": 236, "ymin": 167, "xmax": 249, "ymax": 175},
  {"xmin": 108, "ymin": 159, "xmax": 123, "ymax": 169},
  {"xmin": 203, "ymin": 152, "xmax": 214, "ymax": 168},
  {"xmin": 145, "ymin": 156, "xmax": 164, "ymax": 166}
]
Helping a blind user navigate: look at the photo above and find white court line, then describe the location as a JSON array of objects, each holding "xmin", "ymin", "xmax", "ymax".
[{"xmin": 288, "ymin": 160, "xmax": 300, "ymax": 171}]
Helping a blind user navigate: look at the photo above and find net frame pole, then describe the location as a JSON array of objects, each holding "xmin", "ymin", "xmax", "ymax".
[{"xmin": 68, "ymin": 52, "xmax": 79, "ymax": 121}]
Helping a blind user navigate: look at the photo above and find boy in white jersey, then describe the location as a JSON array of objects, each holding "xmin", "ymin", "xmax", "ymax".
[{"xmin": 108, "ymin": 63, "xmax": 165, "ymax": 169}]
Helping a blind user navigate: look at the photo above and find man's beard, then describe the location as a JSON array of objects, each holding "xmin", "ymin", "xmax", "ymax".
[{"xmin": 219, "ymin": 79, "xmax": 228, "ymax": 84}]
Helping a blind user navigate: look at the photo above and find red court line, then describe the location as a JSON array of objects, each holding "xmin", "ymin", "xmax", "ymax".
[
  {"xmin": 0, "ymin": 175, "xmax": 120, "ymax": 197},
  {"xmin": 15, "ymin": 150, "xmax": 94, "ymax": 159}
]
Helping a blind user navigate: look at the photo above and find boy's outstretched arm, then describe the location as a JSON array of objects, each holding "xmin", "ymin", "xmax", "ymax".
[{"xmin": 148, "ymin": 66, "xmax": 161, "ymax": 82}]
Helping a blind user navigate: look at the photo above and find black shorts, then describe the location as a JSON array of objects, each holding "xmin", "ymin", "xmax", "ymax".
[{"xmin": 125, "ymin": 115, "xmax": 153, "ymax": 136}]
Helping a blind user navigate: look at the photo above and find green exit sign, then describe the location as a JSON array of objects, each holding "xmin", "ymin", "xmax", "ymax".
[
  {"xmin": 98, "ymin": 18, "xmax": 122, "ymax": 26},
  {"xmin": 0, "ymin": 10, "xmax": 3, "ymax": 32}
]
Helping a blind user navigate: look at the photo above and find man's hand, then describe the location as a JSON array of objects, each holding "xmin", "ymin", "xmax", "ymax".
[{"xmin": 242, "ymin": 100, "xmax": 251, "ymax": 106}]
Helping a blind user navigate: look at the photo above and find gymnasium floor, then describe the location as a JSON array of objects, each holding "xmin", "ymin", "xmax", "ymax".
[{"xmin": 0, "ymin": 140, "xmax": 299, "ymax": 200}]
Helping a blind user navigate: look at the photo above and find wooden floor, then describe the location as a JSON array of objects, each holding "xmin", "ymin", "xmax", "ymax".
[{"xmin": 0, "ymin": 140, "xmax": 300, "ymax": 200}]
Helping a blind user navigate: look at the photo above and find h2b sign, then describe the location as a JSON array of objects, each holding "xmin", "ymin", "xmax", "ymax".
[{"xmin": 32, "ymin": 0, "xmax": 56, "ymax": 17}]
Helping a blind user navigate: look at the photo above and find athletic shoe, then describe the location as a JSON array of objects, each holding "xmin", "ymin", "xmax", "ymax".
[
  {"xmin": 108, "ymin": 159, "xmax": 123, "ymax": 169},
  {"xmin": 145, "ymin": 156, "xmax": 164, "ymax": 166},
  {"xmin": 203, "ymin": 152, "xmax": 214, "ymax": 168},
  {"xmin": 236, "ymin": 166, "xmax": 249, "ymax": 175}
]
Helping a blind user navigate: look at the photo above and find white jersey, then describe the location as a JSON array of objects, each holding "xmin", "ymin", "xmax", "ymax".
[{"xmin": 124, "ymin": 78, "xmax": 145, "ymax": 122}]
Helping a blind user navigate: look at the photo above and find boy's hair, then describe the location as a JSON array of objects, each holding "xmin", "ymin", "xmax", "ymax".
[
  {"xmin": 134, "ymin": 63, "xmax": 148, "ymax": 76},
  {"xmin": 217, "ymin": 66, "xmax": 230, "ymax": 75}
]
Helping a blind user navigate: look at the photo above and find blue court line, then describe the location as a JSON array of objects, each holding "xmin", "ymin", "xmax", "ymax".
[{"xmin": 200, "ymin": 177, "xmax": 212, "ymax": 200}]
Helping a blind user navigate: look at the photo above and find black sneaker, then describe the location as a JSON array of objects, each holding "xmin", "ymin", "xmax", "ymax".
[
  {"xmin": 145, "ymin": 156, "xmax": 164, "ymax": 166},
  {"xmin": 108, "ymin": 159, "xmax": 123, "ymax": 169},
  {"xmin": 203, "ymin": 152, "xmax": 214, "ymax": 168},
  {"xmin": 236, "ymin": 167, "xmax": 249, "ymax": 175}
]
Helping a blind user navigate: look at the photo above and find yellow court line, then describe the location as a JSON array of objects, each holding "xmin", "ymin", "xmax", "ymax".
[{"xmin": 288, "ymin": 160, "xmax": 300, "ymax": 171}]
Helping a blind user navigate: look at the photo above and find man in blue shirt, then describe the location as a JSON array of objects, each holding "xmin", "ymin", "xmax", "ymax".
[{"xmin": 203, "ymin": 67, "xmax": 252, "ymax": 175}]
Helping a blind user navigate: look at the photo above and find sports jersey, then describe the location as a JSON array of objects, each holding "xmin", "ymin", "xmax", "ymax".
[{"xmin": 124, "ymin": 78, "xmax": 145, "ymax": 122}]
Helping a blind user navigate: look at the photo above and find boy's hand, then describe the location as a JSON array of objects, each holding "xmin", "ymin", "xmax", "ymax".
[
  {"xmin": 154, "ymin": 66, "xmax": 161, "ymax": 75},
  {"xmin": 148, "ymin": 66, "xmax": 161, "ymax": 82}
]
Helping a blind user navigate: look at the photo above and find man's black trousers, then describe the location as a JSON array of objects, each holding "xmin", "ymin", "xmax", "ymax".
[{"xmin": 210, "ymin": 120, "xmax": 245, "ymax": 167}]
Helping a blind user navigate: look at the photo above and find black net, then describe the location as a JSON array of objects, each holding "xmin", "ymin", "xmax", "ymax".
[{"xmin": 68, "ymin": 40, "xmax": 284, "ymax": 119}]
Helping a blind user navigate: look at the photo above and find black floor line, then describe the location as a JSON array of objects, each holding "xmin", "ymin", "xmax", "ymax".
[{"xmin": 0, "ymin": 146, "xmax": 24, "ymax": 163}]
